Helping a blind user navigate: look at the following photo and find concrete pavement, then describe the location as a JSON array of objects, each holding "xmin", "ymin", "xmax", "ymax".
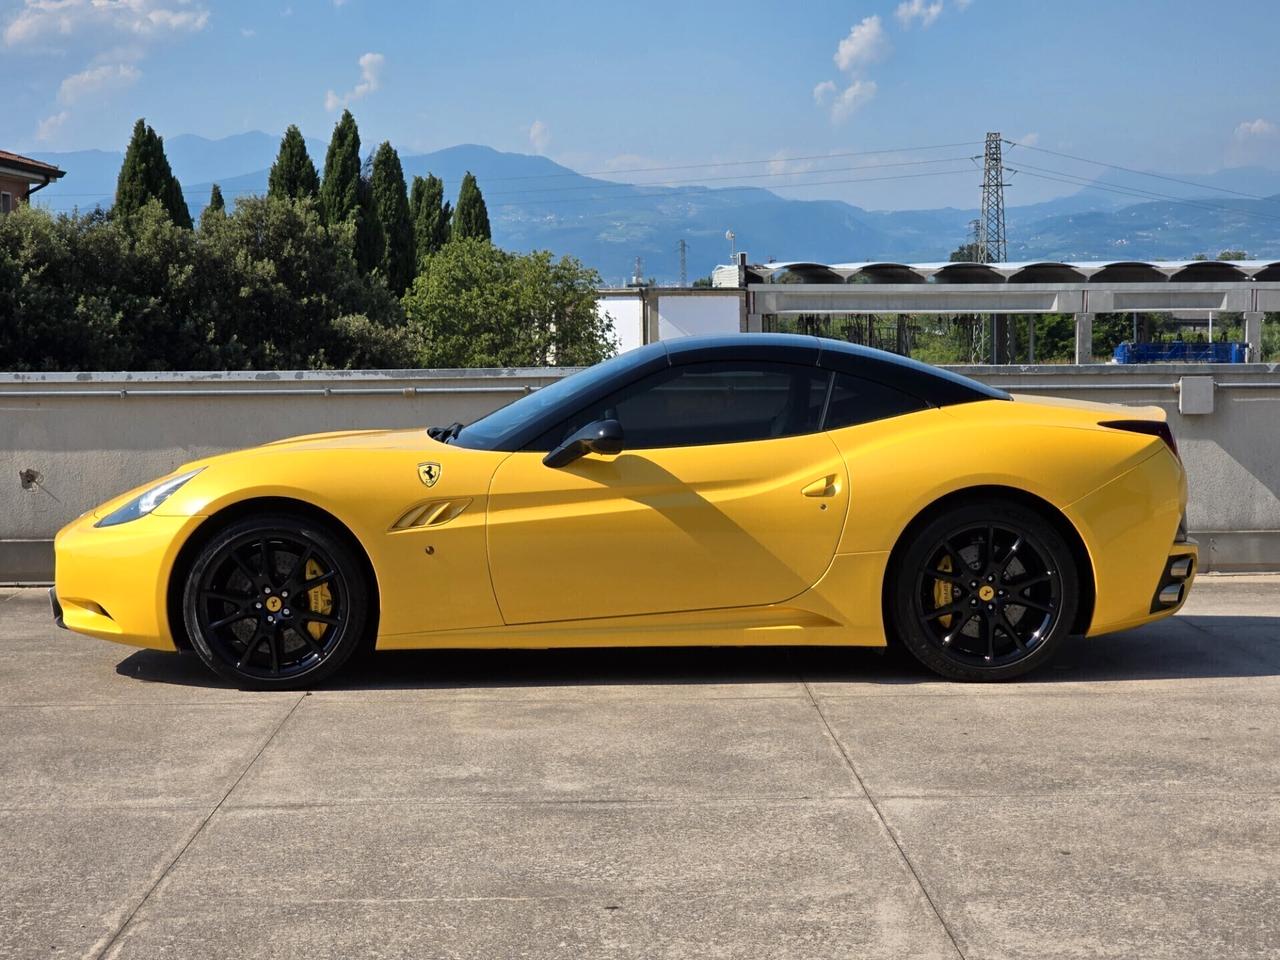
[{"xmin": 1, "ymin": 576, "xmax": 1278, "ymax": 959}]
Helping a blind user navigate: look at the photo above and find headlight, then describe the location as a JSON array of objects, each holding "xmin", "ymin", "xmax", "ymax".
[{"xmin": 95, "ymin": 469, "xmax": 203, "ymax": 528}]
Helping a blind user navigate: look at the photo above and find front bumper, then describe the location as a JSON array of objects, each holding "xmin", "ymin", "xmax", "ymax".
[
  {"xmin": 52, "ymin": 509, "xmax": 204, "ymax": 650},
  {"xmin": 49, "ymin": 586, "xmax": 65, "ymax": 629}
]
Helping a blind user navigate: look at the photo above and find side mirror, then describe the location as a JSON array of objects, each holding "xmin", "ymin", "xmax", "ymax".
[{"xmin": 543, "ymin": 419, "xmax": 624, "ymax": 468}]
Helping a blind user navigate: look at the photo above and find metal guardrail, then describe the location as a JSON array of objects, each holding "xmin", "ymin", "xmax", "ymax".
[
  {"xmin": 1, "ymin": 380, "xmax": 1275, "ymax": 400},
  {"xmin": 0, "ymin": 385, "xmax": 540, "ymax": 399},
  {"xmin": 998, "ymin": 381, "xmax": 1278, "ymax": 392}
]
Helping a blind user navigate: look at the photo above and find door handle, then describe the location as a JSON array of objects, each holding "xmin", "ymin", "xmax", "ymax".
[{"xmin": 802, "ymin": 475, "xmax": 840, "ymax": 498}]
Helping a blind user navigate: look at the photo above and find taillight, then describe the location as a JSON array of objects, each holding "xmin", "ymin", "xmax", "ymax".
[{"xmin": 1099, "ymin": 419, "xmax": 1179, "ymax": 460}]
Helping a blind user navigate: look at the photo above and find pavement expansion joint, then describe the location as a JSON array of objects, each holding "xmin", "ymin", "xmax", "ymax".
[
  {"xmin": 90, "ymin": 693, "xmax": 308, "ymax": 960},
  {"xmin": 802, "ymin": 679, "xmax": 969, "ymax": 960}
]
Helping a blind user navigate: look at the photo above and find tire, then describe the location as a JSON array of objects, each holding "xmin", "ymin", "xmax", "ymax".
[
  {"xmin": 889, "ymin": 498, "xmax": 1079, "ymax": 681},
  {"xmin": 181, "ymin": 512, "xmax": 371, "ymax": 690}
]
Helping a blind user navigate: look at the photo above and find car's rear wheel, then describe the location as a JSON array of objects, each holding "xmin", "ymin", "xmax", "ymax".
[
  {"xmin": 890, "ymin": 499, "xmax": 1079, "ymax": 681},
  {"xmin": 182, "ymin": 512, "xmax": 369, "ymax": 690}
]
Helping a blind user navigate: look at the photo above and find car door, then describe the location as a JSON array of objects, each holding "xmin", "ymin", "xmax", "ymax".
[{"xmin": 486, "ymin": 359, "xmax": 850, "ymax": 624}]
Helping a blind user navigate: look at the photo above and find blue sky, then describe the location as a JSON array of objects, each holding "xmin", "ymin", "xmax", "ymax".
[{"xmin": 4, "ymin": 0, "xmax": 1279, "ymax": 209}]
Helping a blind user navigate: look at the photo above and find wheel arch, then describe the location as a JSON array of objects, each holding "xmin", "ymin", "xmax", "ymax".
[
  {"xmin": 880, "ymin": 484, "xmax": 1096, "ymax": 642},
  {"xmin": 165, "ymin": 496, "xmax": 381, "ymax": 651}
]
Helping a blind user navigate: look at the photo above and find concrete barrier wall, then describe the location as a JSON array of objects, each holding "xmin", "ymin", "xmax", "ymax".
[{"xmin": 3, "ymin": 362, "xmax": 1278, "ymax": 582}]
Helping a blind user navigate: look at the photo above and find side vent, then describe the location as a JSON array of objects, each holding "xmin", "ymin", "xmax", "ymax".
[{"xmin": 390, "ymin": 498, "xmax": 473, "ymax": 531}]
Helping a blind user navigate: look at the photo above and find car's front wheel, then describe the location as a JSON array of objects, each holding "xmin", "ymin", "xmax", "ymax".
[
  {"xmin": 182, "ymin": 512, "xmax": 370, "ymax": 690},
  {"xmin": 890, "ymin": 499, "xmax": 1079, "ymax": 681}
]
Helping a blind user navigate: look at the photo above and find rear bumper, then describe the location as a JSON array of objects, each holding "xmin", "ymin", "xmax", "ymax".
[
  {"xmin": 1066, "ymin": 448, "xmax": 1197, "ymax": 637},
  {"xmin": 1149, "ymin": 542, "xmax": 1197, "ymax": 614}
]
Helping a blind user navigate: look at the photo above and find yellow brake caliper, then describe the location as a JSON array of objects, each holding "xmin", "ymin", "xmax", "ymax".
[
  {"xmin": 305, "ymin": 558, "xmax": 333, "ymax": 641},
  {"xmin": 933, "ymin": 554, "xmax": 954, "ymax": 628}
]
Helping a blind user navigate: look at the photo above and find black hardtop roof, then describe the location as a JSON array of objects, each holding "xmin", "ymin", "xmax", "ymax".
[{"xmin": 659, "ymin": 334, "xmax": 1009, "ymax": 405}]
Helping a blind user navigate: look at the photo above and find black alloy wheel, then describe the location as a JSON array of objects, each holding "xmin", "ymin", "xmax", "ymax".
[
  {"xmin": 182, "ymin": 513, "xmax": 370, "ymax": 689},
  {"xmin": 891, "ymin": 499, "xmax": 1079, "ymax": 681}
]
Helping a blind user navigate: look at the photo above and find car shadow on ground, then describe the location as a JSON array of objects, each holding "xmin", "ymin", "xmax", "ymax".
[{"xmin": 114, "ymin": 614, "xmax": 1280, "ymax": 692}]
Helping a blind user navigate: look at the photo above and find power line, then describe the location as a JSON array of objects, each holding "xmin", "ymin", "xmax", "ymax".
[
  {"xmin": 1005, "ymin": 140, "xmax": 1280, "ymax": 205},
  {"xmin": 466, "ymin": 140, "xmax": 985, "ymax": 184},
  {"xmin": 1003, "ymin": 161, "xmax": 1280, "ymax": 225},
  {"xmin": 483, "ymin": 155, "xmax": 980, "ymax": 200},
  {"xmin": 35, "ymin": 165, "xmax": 983, "ymax": 214},
  {"xmin": 487, "ymin": 168, "xmax": 979, "ymax": 210}
]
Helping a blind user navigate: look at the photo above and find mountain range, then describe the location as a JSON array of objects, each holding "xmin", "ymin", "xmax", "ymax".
[{"xmin": 31, "ymin": 133, "xmax": 1280, "ymax": 284}]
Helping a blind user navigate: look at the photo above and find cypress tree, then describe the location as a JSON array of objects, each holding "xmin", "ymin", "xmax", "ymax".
[
  {"xmin": 369, "ymin": 142, "xmax": 415, "ymax": 295},
  {"xmin": 114, "ymin": 118, "xmax": 193, "ymax": 228},
  {"xmin": 207, "ymin": 183, "xmax": 225, "ymax": 213},
  {"xmin": 268, "ymin": 125, "xmax": 320, "ymax": 201},
  {"xmin": 354, "ymin": 152, "xmax": 384, "ymax": 277},
  {"xmin": 452, "ymin": 171, "xmax": 491, "ymax": 242},
  {"xmin": 409, "ymin": 173, "xmax": 451, "ymax": 259},
  {"xmin": 319, "ymin": 110, "xmax": 361, "ymax": 227}
]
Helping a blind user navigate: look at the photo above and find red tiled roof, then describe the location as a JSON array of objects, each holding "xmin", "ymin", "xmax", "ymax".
[{"xmin": 0, "ymin": 150, "xmax": 66, "ymax": 180}]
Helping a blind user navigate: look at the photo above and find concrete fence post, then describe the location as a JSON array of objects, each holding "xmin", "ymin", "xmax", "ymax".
[
  {"xmin": 1074, "ymin": 313, "xmax": 1094, "ymax": 364},
  {"xmin": 1244, "ymin": 312, "xmax": 1264, "ymax": 362}
]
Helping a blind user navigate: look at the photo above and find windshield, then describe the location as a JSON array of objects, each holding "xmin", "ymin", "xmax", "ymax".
[{"xmin": 451, "ymin": 347, "xmax": 661, "ymax": 450}]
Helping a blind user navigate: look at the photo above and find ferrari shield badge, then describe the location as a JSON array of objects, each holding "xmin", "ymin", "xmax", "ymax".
[{"xmin": 417, "ymin": 462, "xmax": 442, "ymax": 487}]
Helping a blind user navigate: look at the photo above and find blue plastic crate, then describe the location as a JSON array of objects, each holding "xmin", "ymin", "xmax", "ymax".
[{"xmin": 1113, "ymin": 341, "xmax": 1246, "ymax": 364}]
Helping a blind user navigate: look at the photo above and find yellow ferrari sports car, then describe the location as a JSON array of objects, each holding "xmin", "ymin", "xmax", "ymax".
[{"xmin": 52, "ymin": 334, "xmax": 1196, "ymax": 688}]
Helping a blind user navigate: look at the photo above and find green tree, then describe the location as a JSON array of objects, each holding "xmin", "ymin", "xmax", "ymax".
[
  {"xmin": 268, "ymin": 125, "xmax": 320, "ymax": 201},
  {"xmin": 319, "ymin": 110, "xmax": 362, "ymax": 227},
  {"xmin": 403, "ymin": 238, "xmax": 614, "ymax": 367},
  {"xmin": 452, "ymin": 171, "xmax": 491, "ymax": 241},
  {"xmin": 0, "ymin": 197, "xmax": 415, "ymax": 372},
  {"xmin": 409, "ymin": 173, "xmax": 451, "ymax": 261},
  {"xmin": 200, "ymin": 183, "xmax": 226, "ymax": 231},
  {"xmin": 369, "ymin": 142, "xmax": 415, "ymax": 295},
  {"xmin": 114, "ymin": 118, "xmax": 192, "ymax": 228},
  {"xmin": 1217, "ymin": 249, "xmax": 1248, "ymax": 261},
  {"xmin": 197, "ymin": 195, "xmax": 410, "ymax": 368},
  {"xmin": 949, "ymin": 241, "xmax": 982, "ymax": 262},
  {"xmin": 354, "ymin": 153, "xmax": 384, "ymax": 277}
]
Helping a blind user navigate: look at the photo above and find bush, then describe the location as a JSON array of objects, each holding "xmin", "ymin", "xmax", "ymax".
[
  {"xmin": 403, "ymin": 238, "xmax": 616, "ymax": 368},
  {"xmin": 0, "ymin": 198, "xmax": 413, "ymax": 371}
]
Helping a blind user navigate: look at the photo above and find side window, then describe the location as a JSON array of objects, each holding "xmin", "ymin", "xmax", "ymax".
[
  {"xmin": 533, "ymin": 361, "xmax": 832, "ymax": 451},
  {"xmin": 0, "ymin": 193, "xmax": 11, "ymax": 215},
  {"xmin": 823, "ymin": 372, "xmax": 930, "ymax": 430}
]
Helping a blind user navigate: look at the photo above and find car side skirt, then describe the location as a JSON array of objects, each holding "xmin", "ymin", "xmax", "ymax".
[{"xmin": 375, "ymin": 552, "xmax": 891, "ymax": 650}]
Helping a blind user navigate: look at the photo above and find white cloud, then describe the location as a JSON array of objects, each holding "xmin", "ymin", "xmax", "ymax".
[
  {"xmin": 834, "ymin": 15, "xmax": 889, "ymax": 71},
  {"xmin": 4, "ymin": 0, "xmax": 209, "ymax": 47},
  {"xmin": 767, "ymin": 152, "xmax": 816, "ymax": 177},
  {"xmin": 1013, "ymin": 131, "xmax": 1040, "ymax": 147},
  {"xmin": 35, "ymin": 110, "xmax": 69, "ymax": 141},
  {"xmin": 324, "ymin": 51, "xmax": 384, "ymax": 111},
  {"xmin": 955, "ymin": 0, "xmax": 972, "ymax": 9},
  {"xmin": 1235, "ymin": 118, "xmax": 1278, "ymax": 140},
  {"xmin": 812, "ymin": 80, "xmax": 837, "ymax": 104},
  {"xmin": 896, "ymin": 0, "xmax": 943, "ymax": 28},
  {"xmin": 830, "ymin": 80, "xmax": 877, "ymax": 123},
  {"xmin": 240, "ymin": 26, "xmax": 255, "ymax": 37},
  {"xmin": 528, "ymin": 119, "xmax": 551, "ymax": 154},
  {"xmin": 1227, "ymin": 117, "xmax": 1279, "ymax": 167},
  {"xmin": 57, "ymin": 62, "xmax": 140, "ymax": 104}
]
